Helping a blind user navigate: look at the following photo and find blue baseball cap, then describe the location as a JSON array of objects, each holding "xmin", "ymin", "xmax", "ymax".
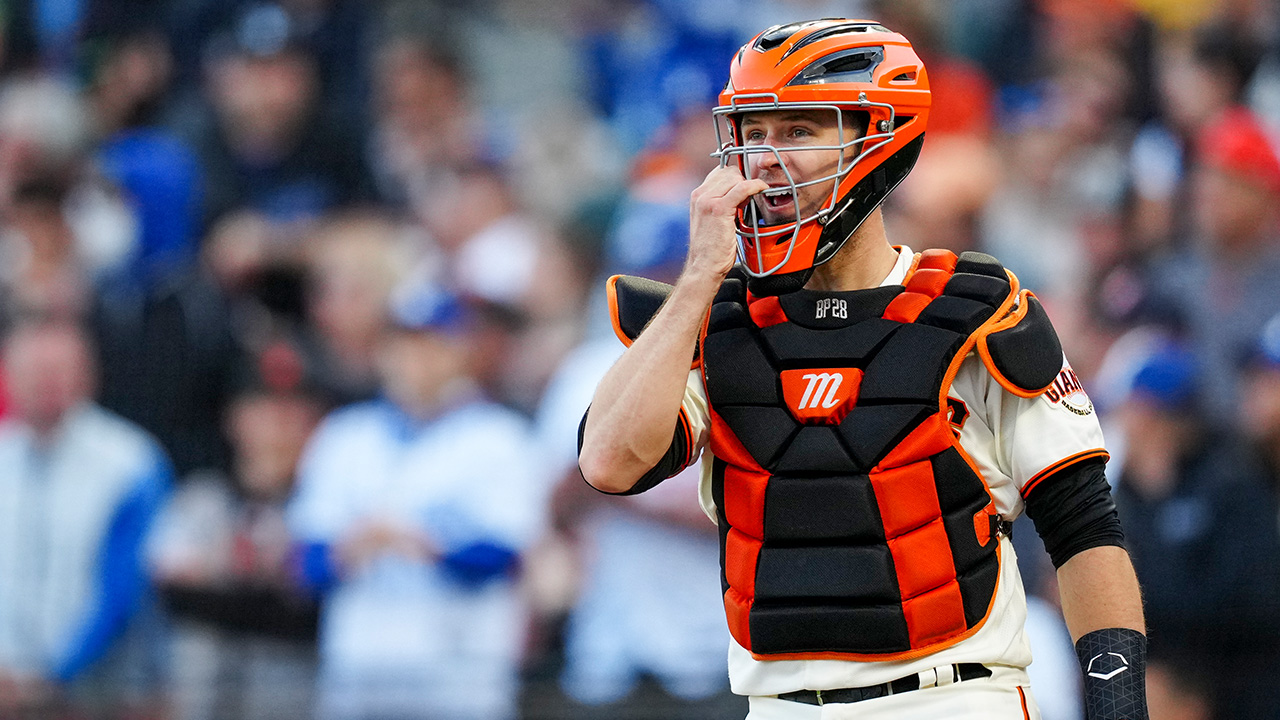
[
  {"xmin": 388, "ymin": 283, "xmax": 470, "ymax": 336},
  {"xmin": 1129, "ymin": 344, "xmax": 1201, "ymax": 411}
]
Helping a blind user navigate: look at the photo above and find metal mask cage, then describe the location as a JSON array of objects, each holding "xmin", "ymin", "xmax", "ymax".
[{"xmin": 711, "ymin": 93, "xmax": 899, "ymax": 278}]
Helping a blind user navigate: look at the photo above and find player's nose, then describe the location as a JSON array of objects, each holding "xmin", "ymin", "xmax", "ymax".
[{"xmin": 753, "ymin": 147, "xmax": 782, "ymax": 174}]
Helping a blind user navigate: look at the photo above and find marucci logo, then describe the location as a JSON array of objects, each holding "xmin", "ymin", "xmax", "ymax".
[
  {"xmin": 780, "ymin": 367, "xmax": 863, "ymax": 424},
  {"xmin": 797, "ymin": 372, "xmax": 844, "ymax": 410}
]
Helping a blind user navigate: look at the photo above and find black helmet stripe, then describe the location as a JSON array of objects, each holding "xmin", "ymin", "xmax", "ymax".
[{"xmin": 780, "ymin": 22, "xmax": 891, "ymax": 62}]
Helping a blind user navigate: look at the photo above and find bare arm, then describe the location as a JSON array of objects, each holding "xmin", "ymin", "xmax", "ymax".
[
  {"xmin": 1059, "ymin": 545, "xmax": 1150, "ymax": 719},
  {"xmin": 1056, "ymin": 544, "xmax": 1145, "ymax": 642},
  {"xmin": 578, "ymin": 166, "xmax": 767, "ymax": 493}
]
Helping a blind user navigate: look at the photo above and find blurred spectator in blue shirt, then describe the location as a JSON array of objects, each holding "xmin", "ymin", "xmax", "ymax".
[
  {"xmin": 287, "ymin": 283, "xmax": 552, "ymax": 720},
  {"xmin": 0, "ymin": 316, "xmax": 171, "ymax": 716},
  {"xmin": 83, "ymin": 25, "xmax": 205, "ymax": 292}
]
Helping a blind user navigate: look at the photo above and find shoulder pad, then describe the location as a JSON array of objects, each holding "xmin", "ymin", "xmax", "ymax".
[
  {"xmin": 607, "ymin": 274, "xmax": 672, "ymax": 345},
  {"xmin": 607, "ymin": 274, "xmax": 703, "ymax": 369},
  {"xmin": 978, "ymin": 293, "xmax": 1064, "ymax": 397},
  {"xmin": 954, "ymin": 251, "xmax": 1008, "ymax": 278}
]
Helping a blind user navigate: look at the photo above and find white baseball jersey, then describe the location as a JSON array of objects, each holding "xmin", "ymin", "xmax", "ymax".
[
  {"xmin": 286, "ymin": 396, "xmax": 551, "ymax": 720},
  {"xmin": 673, "ymin": 248, "xmax": 1105, "ymax": 698}
]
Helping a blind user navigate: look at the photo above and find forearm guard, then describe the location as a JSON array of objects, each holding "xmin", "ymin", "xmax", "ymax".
[{"xmin": 1076, "ymin": 627, "xmax": 1149, "ymax": 720}]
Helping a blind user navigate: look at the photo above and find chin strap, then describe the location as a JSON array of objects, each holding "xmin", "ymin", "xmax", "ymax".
[{"xmin": 1076, "ymin": 627, "xmax": 1149, "ymax": 720}]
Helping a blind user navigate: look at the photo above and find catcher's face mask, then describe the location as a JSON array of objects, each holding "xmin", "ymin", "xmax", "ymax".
[{"xmin": 713, "ymin": 19, "xmax": 931, "ymax": 295}]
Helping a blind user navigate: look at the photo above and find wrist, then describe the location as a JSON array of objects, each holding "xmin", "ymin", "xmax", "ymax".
[
  {"xmin": 678, "ymin": 263, "xmax": 730, "ymax": 294},
  {"xmin": 1076, "ymin": 627, "xmax": 1149, "ymax": 720}
]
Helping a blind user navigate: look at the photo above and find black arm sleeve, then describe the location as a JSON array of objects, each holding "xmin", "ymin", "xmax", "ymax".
[
  {"xmin": 1023, "ymin": 457, "xmax": 1126, "ymax": 568},
  {"xmin": 576, "ymin": 407, "xmax": 692, "ymax": 496}
]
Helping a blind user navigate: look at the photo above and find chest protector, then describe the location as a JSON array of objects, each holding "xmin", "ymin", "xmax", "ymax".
[{"xmin": 700, "ymin": 249, "xmax": 1043, "ymax": 661}]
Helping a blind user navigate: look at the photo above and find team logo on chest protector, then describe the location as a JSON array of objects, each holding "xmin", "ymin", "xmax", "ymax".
[{"xmin": 781, "ymin": 368, "xmax": 862, "ymax": 423}]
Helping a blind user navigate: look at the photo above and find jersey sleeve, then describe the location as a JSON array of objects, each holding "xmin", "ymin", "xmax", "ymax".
[{"xmin": 990, "ymin": 354, "xmax": 1109, "ymax": 497}]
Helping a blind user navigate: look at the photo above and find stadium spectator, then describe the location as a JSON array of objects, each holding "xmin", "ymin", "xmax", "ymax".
[
  {"xmin": 1145, "ymin": 106, "xmax": 1280, "ymax": 421},
  {"xmin": 91, "ymin": 257, "xmax": 245, "ymax": 479},
  {"xmin": 148, "ymin": 337, "xmax": 324, "ymax": 720},
  {"xmin": 0, "ymin": 317, "xmax": 171, "ymax": 716},
  {"xmin": 2, "ymin": 181, "xmax": 91, "ymax": 322},
  {"xmin": 1111, "ymin": 341, "xmax": 1280, "ymax": 719},
  {"xmin": 414, "ymin": 161, "xmax": 585, "ymax": 410},
  {"xmin": 85, "ymin": 25, "xmax": 205, "ymax": 291},
  {"xmin": 286, "ymin": 283, "xmax": 551, "ymax": 720},
  {"xmin": 205, "ymin": 208, "xmax": 415, "ymax": 408},
  {"xmin": 191, "ymin": 1, "xmax": 370, "ymax": 234},
  {"xmin": 297, "ymin": 211, "xmax": 416, "ymax": 407},
  {"xmin": 367, "ymin": 36, "xmax": 481, "ymax": 216}
]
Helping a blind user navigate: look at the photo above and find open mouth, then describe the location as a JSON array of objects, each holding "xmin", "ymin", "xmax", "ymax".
[{"xmin": 763, "ymin": 186, "xmax": 794, "ymax": 209}]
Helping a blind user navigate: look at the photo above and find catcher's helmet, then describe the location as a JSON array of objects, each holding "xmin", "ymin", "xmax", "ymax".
[{"xmin": 714, "ymin": 19, "xmax": 930, "ymax": 295}]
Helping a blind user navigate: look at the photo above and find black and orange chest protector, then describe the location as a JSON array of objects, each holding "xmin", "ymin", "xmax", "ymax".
[{"xmin": 700, "ymin": 249, "xmax": 1026, "ymax": 661}]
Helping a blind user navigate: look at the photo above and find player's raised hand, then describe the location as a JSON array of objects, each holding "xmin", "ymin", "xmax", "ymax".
[{"xmin": 687, "ymin": 165, "xmax": 768, "ymax": 281}]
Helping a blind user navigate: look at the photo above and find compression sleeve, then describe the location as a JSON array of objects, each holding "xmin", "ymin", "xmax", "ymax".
[
  {"xmin": 577, "ymin": 407, "xmax": 694, "ymax": 495},
  {"xmin": 1023, "ymin": 457, "xmax": 1126, "ymax": 569},
  {"xmin": 52, "ymin": 457, "xmax": 171, "ymax": 682}
]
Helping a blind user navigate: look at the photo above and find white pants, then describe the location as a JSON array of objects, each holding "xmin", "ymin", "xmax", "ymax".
[{"xmin": 746, "ymin": 667, "xmax": 1040, "ymax": 720}]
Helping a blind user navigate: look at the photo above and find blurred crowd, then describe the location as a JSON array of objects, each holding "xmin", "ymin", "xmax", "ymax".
[{"xmin": 1, "ymin": 0, "xmax": 1279, "ymax": 718}]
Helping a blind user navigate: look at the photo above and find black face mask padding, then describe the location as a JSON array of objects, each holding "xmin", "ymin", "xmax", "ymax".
[{"xmin": 813, "ymin": 135, "xmax": 926, "ymax": 268}]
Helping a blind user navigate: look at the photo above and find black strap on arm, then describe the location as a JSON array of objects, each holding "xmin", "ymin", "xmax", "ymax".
[
  {"xmin": 576, "ymin": 407, "xmax": 692, "ymax": 496},
  {"xmin": 1024, "ymin": 457, "xmax": 1125, "ymax": 568}
]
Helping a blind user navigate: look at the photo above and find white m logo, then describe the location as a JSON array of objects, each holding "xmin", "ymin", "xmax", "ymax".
[{"xmin": 798, "ymin": 373, "xmax": 844, "ymax": 410}]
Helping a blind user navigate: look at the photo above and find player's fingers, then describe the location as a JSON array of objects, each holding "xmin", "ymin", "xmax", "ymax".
[
  {"xmin": 720, "ymin": 178, "xmax": 770, "ymax": 209},
  {"xmin": 692, "ymin": 165, "xmax": 749, "ymax": 201}
]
